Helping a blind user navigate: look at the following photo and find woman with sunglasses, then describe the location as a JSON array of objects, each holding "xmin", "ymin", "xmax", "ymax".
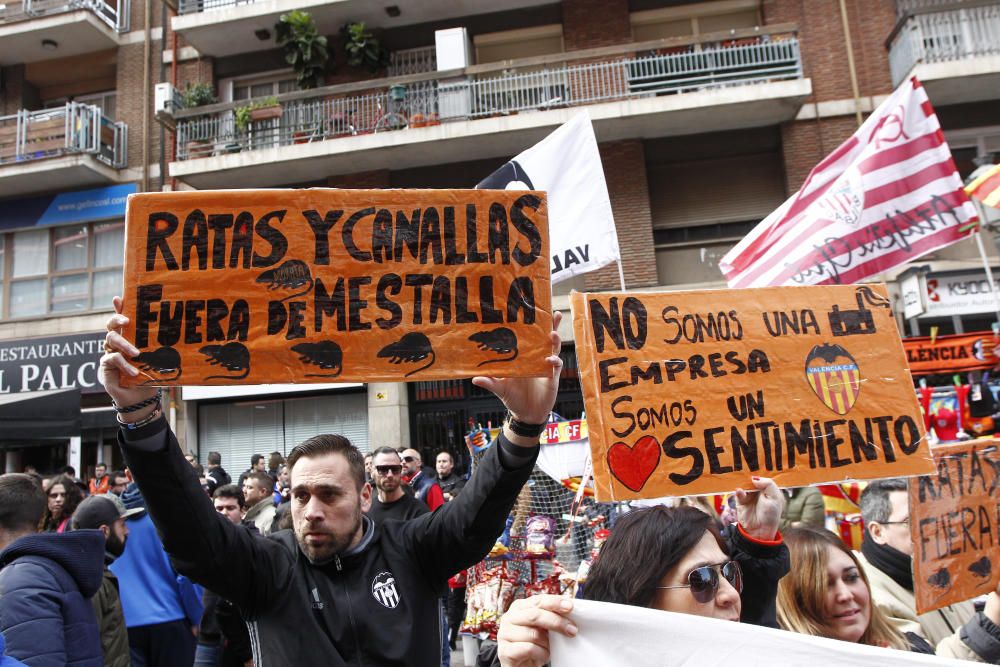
[
  {"xmin": 495, "ymin": 477, "xmax": 788, "ymax": 667},
  {"xmin": 777, "ymin": 527, "xmax": 1000, "ymax": 660}
]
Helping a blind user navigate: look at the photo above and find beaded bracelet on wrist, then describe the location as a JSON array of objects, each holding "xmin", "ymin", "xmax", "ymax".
[
  {"xmin": 117, "ymin": 406, "xmax": 163, "ymax": 430},
  {"xmin": 112, "ymin": 389, "xmax": 162, "ymax": 414}
]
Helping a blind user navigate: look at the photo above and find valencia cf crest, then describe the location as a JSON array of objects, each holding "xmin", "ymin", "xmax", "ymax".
[
  {"xmin": 805, "ymin": 344, "xmax": 862, "ymax": 415},
  {"xmin": 371, "ymin": 571, "xmax": 400, "ymax": 609}
]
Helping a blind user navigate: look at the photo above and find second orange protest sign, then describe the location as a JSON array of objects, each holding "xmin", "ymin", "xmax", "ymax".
[
  {"xmin": 571, "ymin": 285, "xmax": 933, "ymax": 500},
  {"xmin": 911, "ymin": 440, "xmax": 1000, "ymax": 614},
  {"xmin": 120, "ymin": 189, "xmax": 552, "ymax": 385}
]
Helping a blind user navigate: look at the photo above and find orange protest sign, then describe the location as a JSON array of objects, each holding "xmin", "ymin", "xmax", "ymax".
[
  {"xmin": 120, "ymin": 189, "xmax": 551, "ymax": 386},
  {"xmin": 903, "ymin": 331, "xmax": 999, "ymax": 375},
  {"xmin": 570, "ymin": 285, "xmax": 933, "ymax": 500},
  {"xmin": 911, "ymin": 440, "xmax": 1000, "ymax": 614}
]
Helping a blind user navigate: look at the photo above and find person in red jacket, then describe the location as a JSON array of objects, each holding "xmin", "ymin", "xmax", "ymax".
[{"xmin": 89, "ymin": 463, "xmax": 111, "ymax": 495}]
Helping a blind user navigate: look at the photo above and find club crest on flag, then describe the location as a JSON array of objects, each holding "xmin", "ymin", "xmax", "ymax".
[
  {"xmin": 819, "ymin": 167, "xmax": 864, "ymax": 228},
  {"xmin": 371, "ymin": 571, "xmax": 401, "ymax": 609},
  {"xmin": 804, "ymin": 343, "xmax": 862, "ymax": 415}
]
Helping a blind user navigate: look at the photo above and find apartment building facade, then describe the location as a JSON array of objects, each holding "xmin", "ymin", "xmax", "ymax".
[{"xmin": 1, "ymin": 0, "xmax": 998, "ymax": 475}]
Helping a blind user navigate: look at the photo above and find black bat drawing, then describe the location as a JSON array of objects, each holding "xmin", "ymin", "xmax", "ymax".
[
  {"xmin": 469, "ymin": 327, "xmax": 519, "ymax": 366},
  {"xmin": 199, "ymin": 342, "xmax": 250, "ymax": 380},
  {"xmin": 131, "ymin": 347, "xmax": 182, "ymax": 384},
  {"xmin": 256, "ymin": 260, "xmax": 314, "ymax": 302},
  {"xmin": 378, "ymin": 333, "xmax": 435, "ymax": 377},
  {"xmin": 291, "ymin": 341, "xmax": 343, "ymax": 377}
]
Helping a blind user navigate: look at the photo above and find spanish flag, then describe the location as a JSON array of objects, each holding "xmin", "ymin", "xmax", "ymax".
[{"xmin": 966, "ymin": 163, "xmax": 1000, "ymax": 209}]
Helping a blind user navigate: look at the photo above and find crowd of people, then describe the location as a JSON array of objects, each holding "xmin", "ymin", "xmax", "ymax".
[{"xmin": 0, "ymin": 302, "xmax": 997, "ymax": 666}]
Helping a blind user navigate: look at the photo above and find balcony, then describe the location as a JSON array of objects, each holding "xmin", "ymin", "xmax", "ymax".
[
  {"xmin": 167, "ymin": 25, "xmax": 811, "ymax": 189},
  {"xmin": 0, "ymin": 102, "xmax": 128, "ymax": 197},
  {"xmin": 0, "ymin": 0, "xmax": 128, "ymax": 65},
  {"xmin": 171, "ymin": 0, "xmax": 552, "ymax": 59},
  {"xmin": 888, "ymin": 1, "xmax": 1000, "ymax": 104}
]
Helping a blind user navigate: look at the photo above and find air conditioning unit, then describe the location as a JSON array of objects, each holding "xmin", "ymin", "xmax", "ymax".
[
  {"xmin": 155, "ymin": 82, "xmax": 178, "ymax": 115},
  {"xmin": 435, "ymin": 28, "xmax": 472, "ymax": 120}
]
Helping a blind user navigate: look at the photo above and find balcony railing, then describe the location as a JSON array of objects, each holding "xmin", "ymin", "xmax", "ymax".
[
  {"xmin": 0, "ymin": 103, "xmax": 128, "ymax": 169},
  {"xmin": 173, "ymin": 26, "xmax": 802, "ymax": 161},
  {"xmin": 888, "ymin": 1, "xmax": 1000, "ymax": 85},
  {"xmin": 0, "ymin": 0, "xmax": 129, "ymax": 31}
]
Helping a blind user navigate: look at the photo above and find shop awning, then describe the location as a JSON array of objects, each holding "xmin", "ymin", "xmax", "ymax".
[{"xmin": 0, "ymin": 388, "xmax": 81, "ymax": 439}]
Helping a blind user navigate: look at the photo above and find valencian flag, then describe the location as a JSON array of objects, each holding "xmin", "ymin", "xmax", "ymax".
[
  {"xmin": 720, "ymin": 77, "xmax": 979, "ymax": 287},
  {"xmin": 966, "ymin": 163, "xmax": 1000, "ymax": 209}
]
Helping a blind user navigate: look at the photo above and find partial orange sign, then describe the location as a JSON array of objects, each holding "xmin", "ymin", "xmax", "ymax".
[
  {"xmin": 120, "ymin": 189, "xmax": 551, "ymax": 386},
  {"xmin": 911, "ymin": 440, "xmax": 1000, "ymax": 614},
  {"xmin": 904, "ymin": 331, "xmax": 999, "ymax": 375},
  {"xmin": 570, "ymin": 285, "xmax": 933, "ymax": 500}
]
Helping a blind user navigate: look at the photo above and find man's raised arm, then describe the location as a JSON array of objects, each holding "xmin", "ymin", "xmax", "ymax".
[
  {"xmin": 405, "ymin": 312, "xmax": 564, "ymax": 581},
  {"xmin": 101, "ymin": 296, "xmax": 290, "ymax": 613}
]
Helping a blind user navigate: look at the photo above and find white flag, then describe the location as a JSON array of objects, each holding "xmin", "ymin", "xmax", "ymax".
[
  {"xmin": 720, "ymin": 77, "xmax": 977, "ymax": 288},
  {"xmin": 550, "ymin": 599, "xmax": 971, "ymax": 666},
  {"xmin": 477, "ymin": 113, "xmax": 621, "ymax": 284}
]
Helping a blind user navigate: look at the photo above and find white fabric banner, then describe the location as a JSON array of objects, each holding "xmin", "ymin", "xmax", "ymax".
[
  {"xmin": 476, "ymin": 113, "xmax": 621, "ymax": 284},
  {"xmin": 550, "ymin": 599, "xmax": 970, "ymax": 666}
]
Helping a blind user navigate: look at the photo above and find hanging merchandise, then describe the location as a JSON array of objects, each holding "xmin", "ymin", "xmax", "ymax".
[
  {"xmin": 968, "ymin": 373, "xmax": 997, "ymax": 418},
  {"xmin": 930, "ymin": 407, "xmax": 960, "ymax": 442}
]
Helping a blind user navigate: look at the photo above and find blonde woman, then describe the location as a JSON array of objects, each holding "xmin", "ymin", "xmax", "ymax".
[{"xmin": 777, "ymin": 527, "xmax": 1000, "ymax": 661}]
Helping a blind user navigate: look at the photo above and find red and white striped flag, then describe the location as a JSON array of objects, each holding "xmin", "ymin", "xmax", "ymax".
[{"xmin": 720, "ymin": 78, "xmax": 978, "ymax": 287}]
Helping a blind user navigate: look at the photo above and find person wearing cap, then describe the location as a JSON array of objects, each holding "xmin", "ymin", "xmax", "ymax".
[{"xmin": 71, "ymin": 494, "xmax": 142, "ymax": 667}]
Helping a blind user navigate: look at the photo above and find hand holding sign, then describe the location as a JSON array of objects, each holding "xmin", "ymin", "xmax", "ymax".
[
  {"xmin": 497, "ymin": 595, "xmax": 577, "ymax": 667},
  {"xmin": 474, "ymin": 312, "xmax": 564, "ymax": 441},
  {"xmin": 100, "ymin": 296, "xmax": 159, "ymax": 418},
  {"xmin": 735, "ymin": 476, "xmax": 784, "ymax": 541}
]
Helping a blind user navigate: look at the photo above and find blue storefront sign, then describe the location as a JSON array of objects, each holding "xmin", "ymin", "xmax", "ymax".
[{"xmin": 0, "ymin": 183, "xmax": 137, "ymax": 232}]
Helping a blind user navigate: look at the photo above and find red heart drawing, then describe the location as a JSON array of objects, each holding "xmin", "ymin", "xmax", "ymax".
[{"xmin": 607, "ymin": 435, "xmax": 661, "ymax": 492}]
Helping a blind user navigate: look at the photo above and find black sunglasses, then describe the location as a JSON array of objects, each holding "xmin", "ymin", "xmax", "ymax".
[
  {"xmin": 402, "ymin": 456, "xmax": 416, "ymax": 463},
  {"xmin": 375, "ymin": 465, "xmax": 403, "ymax": 476},
  {"xmin": 657, "ymin": 560, "xmax": 742, "ymax": 604}
]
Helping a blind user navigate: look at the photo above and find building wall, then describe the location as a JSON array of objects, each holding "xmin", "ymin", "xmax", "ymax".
[{"xmin": 585, "ymin": 140, "xmax": 658, "ymax": 291}]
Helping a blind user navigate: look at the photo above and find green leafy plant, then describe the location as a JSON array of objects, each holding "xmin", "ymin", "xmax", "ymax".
[
  {"xmin": 275, "ymin": 10, "xmax": 329, "ymax": 90},
  {"xmin": 181, "ymin": 82, "xmax": 216, "ymax": 108},
  {"xmin": 340, "ymin": 21, "xmax": 389, "ymax": 73},
  {"xmin": 234, "ymin": 96, "xmax": 280, "ymax": 131}
]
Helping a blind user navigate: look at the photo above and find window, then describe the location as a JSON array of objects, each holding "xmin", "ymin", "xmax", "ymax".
[
  {"xmin": 473, "ymin": 25, "xmax": 564, "ymax": 64},
  {"xmin": 44, "ymin": 91, "xmax": 117, "ymax": 119},
  {"xmin": 630, "ymin": 2, "xmax": 761, "ymax": 42},
  {"xmin": 1, "ymin": 221, "xmax": 124, "ymax": 320}
]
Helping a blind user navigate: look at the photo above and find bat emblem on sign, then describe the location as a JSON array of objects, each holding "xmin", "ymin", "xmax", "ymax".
[{"xmin": 805, "ymin": 343, "xmax": 862, "ymax": 415}]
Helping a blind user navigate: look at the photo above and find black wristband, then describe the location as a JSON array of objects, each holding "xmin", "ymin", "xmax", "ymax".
[
  {"xmin": 505, "ymin": 412, "xmax": 547, "ymax": 439},
  {"xmin": 112, "ymin": 389, "xmax": 162, "ymax": 414}
]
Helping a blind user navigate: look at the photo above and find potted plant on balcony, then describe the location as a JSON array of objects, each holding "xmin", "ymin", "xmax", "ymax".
[
  {"xmin": 181, "ymin": 83, "xmax": 216, "ymax": 157},
  {"xmin": 276, "ymin": 10, "xmax": 329, "ymax": 90},
  {"xmin": 181, "ymin": 82, "xmax": 216, "ymax": 109},
  {"xmin": 341, "ymin": 21, "xmax": 389, "ymax": 74},
  {"xmin": 235, "ymin": 96, "xmax": 283, "ymax": 133}
]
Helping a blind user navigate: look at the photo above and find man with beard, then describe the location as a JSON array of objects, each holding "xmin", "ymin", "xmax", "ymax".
[
  {"xmin": 71, "ymin": 494, "xmax": 143, "ymax": 667},
  {"xmin": 100, "ymin": 299, "xmax": 564, "ymax": 666},
  {"xmin": 365, "ymin": 447, "xmax": 429, "ymax": 524}
]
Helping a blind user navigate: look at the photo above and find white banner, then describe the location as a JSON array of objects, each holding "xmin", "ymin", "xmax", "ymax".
[
  {"xmin": 550, "ymin": 599, "xmax": 969, "ymax": 666},
  {"xmin": 476, "ymin": 113, "xmax": 621, "ymax": 284}
]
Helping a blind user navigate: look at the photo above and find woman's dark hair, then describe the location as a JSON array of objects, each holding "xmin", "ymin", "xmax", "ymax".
[
  {"xmin": 42, "ymin": 474, "xmax": 84, "ymax": 531},
  {"xmin": 584, "ymin": 505, "xmax": 725, "ymax": 608}
]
